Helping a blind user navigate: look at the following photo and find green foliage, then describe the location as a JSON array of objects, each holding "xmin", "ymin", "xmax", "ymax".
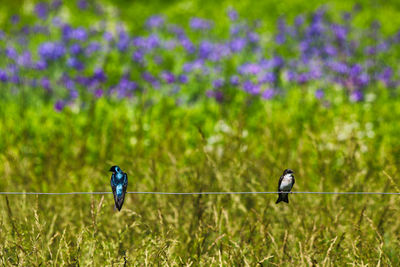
[{"xmin": 1, "ymin": 89, "xmax": 400, "ymax": 265}]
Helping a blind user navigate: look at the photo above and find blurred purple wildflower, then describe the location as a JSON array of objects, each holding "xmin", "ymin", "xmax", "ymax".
[
  {"xmin": 230, "ymin": 75, "xmax": 240, "ymax": 86},
  {"xmin": 178, "ymin": 74, "xmax": 188, "ymax": 83},
  {"xmin": 227, "ymin": 8, "xmax": 238, "ymax": 21},
  {"xmin": 41, "ymin": 77, "xmax": 51, "ymax": 91},
  {"xmin": 6, "ymin": 47, "xmax": 18, "ymax": 60},
  {"xmin": 146, "ymin": 15, "xmax": 164, "ymax": 29},
  {"xmin": 94, "ymin": 89, "xmax": 103, "ymax": 98},
  {"xmin": 54, "ymin": 100, "xmax": 65, "ymax": 111},
  {"xmin": 315, "ymin": 89, "xmax": 324, "ymax": 99},
  {"xmin": 67, "ymin": 58, "xmax": 84, "ymax": 70},
  {"xmin": 35, "ymin": 2, "xmax": 49, "ymax": 20},
  {"xmin": 262, "ymin": 89, "xmax": 275, "ymax": 99},
  {"xmin": 77, "ymin": 0, "xmax": 88, "ymax": 9},
  {"xmin": 70, "ymin": 43, "xmax": 82, "ymax": 55},
  {"xmin": 190, "ymin": 17, "xmax": 212, "ymax": 30},
  {"xmin": 71, "ymin": 27, "xmax": 87, "ymax": 41},
  {"xmin": 212, "ymin": 79, "xmax": 224, "ymax": 89},
  {"xmin": 93, "ymin": 68, "xmax": 106, "ymax": 82},
  {"xmin": 0, "ymin": 70, "xmax": 8, "ymax": 82},
  {"xmin": 230, "ymin": 38, "xmax": 247, "ymax": 52},
  {"xmin": 11, "ymin": 15, "xmax": 20, "ymax": 24},
  {"xmin": 38, "ymin": 42, "xmax": 65, "ymax": 61},
  {"xmin": 350, "ymin": 90, "xmax": 363, "ymax": 102},
  {"xmin": 161, "ymin": 71, "xmax": 175, "ymax": 84}
]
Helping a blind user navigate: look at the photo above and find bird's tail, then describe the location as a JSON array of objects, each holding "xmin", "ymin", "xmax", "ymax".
[
  {"xmin": 276, "ymin": 193, "xmax": 289, "ymax": 204},
  {"xmin": 115, "ymin": 197, "xmax": 125, "ymax": 211}
]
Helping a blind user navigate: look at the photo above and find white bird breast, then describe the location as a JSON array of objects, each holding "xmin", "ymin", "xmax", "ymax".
[{"xmin": 280, "ymin": 174, "xmax": 294, "ymax": 191}]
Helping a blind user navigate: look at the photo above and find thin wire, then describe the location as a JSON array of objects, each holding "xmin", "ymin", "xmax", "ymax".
[{"xmin": 0, "ymin": 191, "xmax": 400, "ymax": 195}]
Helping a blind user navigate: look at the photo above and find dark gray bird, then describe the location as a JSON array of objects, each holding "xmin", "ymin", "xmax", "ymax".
[
  {"xmin": 109, "ymin": 165, "xmax": 128, "ymax": 211},
  {"xmin": 276, "ymin": 169, "xmax": 295, "ymax": 204}
]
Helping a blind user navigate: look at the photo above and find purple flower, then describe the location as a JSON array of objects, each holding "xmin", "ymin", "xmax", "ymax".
[
  {"xmin": 77, "ymin": 0, "xmax": 88, "ymax": 9},
  {"xmin": 296, "ymin": 73, "xmax": 310, "ymax": 84},
  {"xmin": 41, "ymin": 77, "xmax": 51, "ymax": 91},
  {"xmin": 350, "ymin": 90, "xmax": 363, "ymax": 102},
  {"xmin": 329, "ymin": 61, "xmax": 349, "ymax": 75},
  {"xmin": 247, "ymin": 32, "xmax": 259, "ymax": 43},
  {"xmin": 259, "ymin": 72, "xmax": 275, "ymax": 84},
  {"xmin": 331, "ymin": 24, "xmax": 347, "ymax": 42},
  {"xmin": 180, "ymin": 38, "xmax": 196, "ymax": 53},
  {"xmin": 350, "ymin": 64, "xmax": 362, "ymax": 76},
  {"xmin": 71, "ymin": 27, "xmax": 87, "ymax": 41},
  {"xmin": 117, "ymin": 32, "xmax": 130, "ymax": 52},
  {"xmin": 146, "ymin": 34, "xmax": 160, "ymax": 49},
  {"xmin": 85, "ymin": 42, "xmax": 101, "ymax": 55},
  {"xmin": 365, "ymin": 46, "xmax": 376, "ymax": 55},
  {"xmin": 35, "ymin": 2, "xmax": 49, "ymax": 20},
  {"xmin": 206, "ymin": 90, "xmax": 223, "ymax": 102},
  {"xmin": 146, "ymin": 15, "xmax": 164, "ymax": 29},
  {"xmin": 103, "ymin": 32, "xmax": 113, "ymax": 42},
  {"xmin": 54, "ymin": 100, "xmax": 65, "ymax": 112},
  {"xmin": 199, "ymin": 41, "xmax": 214, "ymax": 59},
  {"xmin": 161, "ymin": 71, "xmax": 175, "ymax": 84},
  {"xmin": 0, "ymin": 70, "xmax": 8, "ymax": 82},
  {"xmin": 6, "ymin": 47, "xmax": 18, "ymax": 60},
  {"xmin": 67, "ymin": 57, "xmax": 84, "ymax": 70},
  {"xmin": 324, "ymin": 45, "xmax": 337, "ymax": 56},
  {"xmin": 132, "ymin": 50, "xmax": 144, "ymax": 63},
  {"xmin": 262, "ymin": 89, "xmax": 275, "ymax": 99},
  {"xmin": 38, "ymin": 42, "xmax": 65, "ymax": 61},
  {"xmin": 272, "ymin": 56, "xmax": 284, "ymax": 68},
  {"xmin": 178, "ymin": 74, "xmax": 188, "ymax": 83},
  {"xmin": 35, "ymin": 60, "xmax": 47, "ymax": 70},
  {"xmin": 227, "ymin": 8, "xmax": 238, "ymax": 21},
  {"xmin": 62, "ymin": 24, "xmax": 73, "ymax": 40},
  {"xmin": 275, "ymin": 33, "xmax": 286, "ymax": 45},
  {"xmin": 93, "ymin": 68, "xmax": 106, "ymax": 82},
  {"xmin": 69, "ymin": 89, "xmax": 79, "ymax": 99},
  {"xmin": 230, "ymin": 38, "xmax": 246, "ymax": 52},
  {"xmin": 142, "ymin": 72, "xmax": 154, "ymax": 82},
  {"xmin": 230, "ymin": 75, "xmax": 239, "ymax": 86},
  {"xmin": 239, "ymin": 63, "xmax": 261, "ymax": 75},
  {"xmin": 190, "ymin": 17, "xmax": 212, "ymax": 30},
  {"xmin": 69, "ymin": 43, "xmax": 82, "ymax": 55},
  {"xmin": 94, "ymin": 89, "xmax": 103, "ymax": 98},
  {"xmin": 212, "ymin": 79, "xmax": 224, "ymax": 89},
  {"xmin": 242, "ymin": 80, "xmax": 260, "ymax": 94},
  {"xmin": 315, "ymin": 89, "xmax": 324, "ymax": 99},
  {"xmin": 295, "ymin": 15, "xmax": 305, "ymax": 27},
  {"xmin": 17, "ymin": 51, "xmax": 32, "ymax": 67},
  {"xmin": 11, "ymin": 15, "xmax": 20, "ymax": 24},
  {"xmin": 52, "ymin": 0, "xmax": 63, "ymax": 9},
  {"xmin": 52, "ymin": 16, "xmax": 62, "ymax": 27}
]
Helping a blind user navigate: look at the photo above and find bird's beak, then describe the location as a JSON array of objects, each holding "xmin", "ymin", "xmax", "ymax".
[{"xmin": 109, "ymin": 167, "xmax": 114, "ymax": 172}]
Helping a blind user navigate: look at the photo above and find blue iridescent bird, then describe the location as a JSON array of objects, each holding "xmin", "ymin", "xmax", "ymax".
[{"xmin": 109, "ymin": 166, "xmax": 128, "ymax": 211}]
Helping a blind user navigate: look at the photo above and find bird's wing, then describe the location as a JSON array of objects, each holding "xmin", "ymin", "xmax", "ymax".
[
  {"xmin": 123, "ymin": 173, "xmax": 128, "ymax": 193},
  {"xmin": 293, "ymin": 176, "xmax": 295, "ymax": 185},
  {"xmin": 110, "ymin": 175, "xmax": 118, "ymax": 203},
  {"xmin": 277, "ymin": 175, "xmax": 283, "ymax": 191}
]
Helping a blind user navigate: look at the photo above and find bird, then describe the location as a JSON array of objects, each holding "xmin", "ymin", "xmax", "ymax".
[
  {"xmin": 276, "ymin": 169, "xmax": 295, "ymax": 204},
  {"xmin": 109, "ymin": 165, "xmax": 128, "ymax": 211}
]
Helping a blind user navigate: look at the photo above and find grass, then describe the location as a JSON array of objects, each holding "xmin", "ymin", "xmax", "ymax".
[{"xmin": 1, "ymin": 87, "xmax": 400, "ymax": 265}]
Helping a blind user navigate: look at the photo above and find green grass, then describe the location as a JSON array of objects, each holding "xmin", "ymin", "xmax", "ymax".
[{"xmin": 1, "ymin": 88, "xmax": 400, "ymax": 265}]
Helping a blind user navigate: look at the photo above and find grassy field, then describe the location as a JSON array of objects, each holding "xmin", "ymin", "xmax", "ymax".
[
  {"xmin": 1, "ymin": 0, "xmax": 400, "ymax": 265},
  {"xmin": 2, "ymin": 90, "xmax": 400, "ymax": 265}
]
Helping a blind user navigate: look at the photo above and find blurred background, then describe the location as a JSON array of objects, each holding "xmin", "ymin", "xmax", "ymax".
[{"xmin": 1, "ymin": 0, "xmax": 400, "ymax": 265}]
